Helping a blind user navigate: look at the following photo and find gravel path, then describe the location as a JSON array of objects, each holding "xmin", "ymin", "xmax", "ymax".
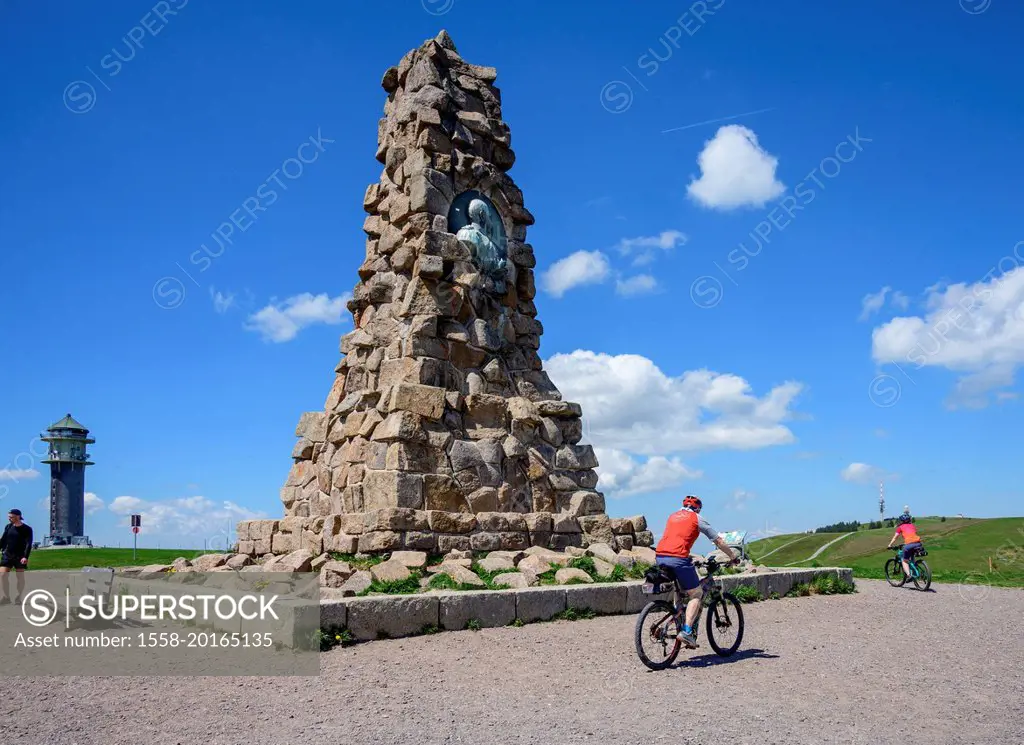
[
  {"xmin": 786, "ymin": 532, "xmax": 855, "ymax": 565},
  {"xmin": 4, "ymin": 580, "xmax": 1022, "ymax": 745},
  {"xmin": 751, "ymin": 535, "xmax": 806, "ymax": 561}
]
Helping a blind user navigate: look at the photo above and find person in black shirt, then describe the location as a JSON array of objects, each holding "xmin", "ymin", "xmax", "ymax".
[{"xmin": 0, "ymin": 508, "xmax": 33, "ymax": 604}]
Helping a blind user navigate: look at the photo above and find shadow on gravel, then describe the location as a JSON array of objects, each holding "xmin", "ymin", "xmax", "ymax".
[{"xmin": 671, "ymin": 648, "xmax": 780, "ymax": 669}]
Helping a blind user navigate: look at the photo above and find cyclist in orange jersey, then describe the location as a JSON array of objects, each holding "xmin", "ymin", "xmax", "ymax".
[
  {"xmin": 886, "ymin": 508, "xmax": 923, "ymax": 578},
  {"xmin": 655, "ymin": 495, "xmax": 739, "ymax": 649}
]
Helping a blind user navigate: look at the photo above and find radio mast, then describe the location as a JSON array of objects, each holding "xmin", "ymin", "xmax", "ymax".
[{"xmin": 879, "ymin": 481, "xmax": 885, "ymax": 519}]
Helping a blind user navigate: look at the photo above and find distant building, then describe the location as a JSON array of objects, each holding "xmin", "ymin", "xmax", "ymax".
[{"xmin": 40, "ymin": 413, "xmax": 94, "ymax": 547}]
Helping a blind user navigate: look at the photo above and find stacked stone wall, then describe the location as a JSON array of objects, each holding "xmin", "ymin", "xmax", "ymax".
[{"xmin": 237, "ymin": 513, "xmax": 652, "ymax": 557}]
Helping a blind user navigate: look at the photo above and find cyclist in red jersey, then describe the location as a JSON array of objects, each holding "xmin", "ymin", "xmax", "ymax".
[{"xmin": 655, "ymin": 496, "xmax": 739, "ymax": 648}]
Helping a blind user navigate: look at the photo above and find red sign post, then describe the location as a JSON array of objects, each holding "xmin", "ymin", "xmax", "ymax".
[{"xmin": 130, "ymin": 514, "xmax": 141, "ymax": 560}]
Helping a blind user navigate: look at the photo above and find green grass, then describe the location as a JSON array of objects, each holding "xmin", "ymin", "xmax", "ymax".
[
  {"xmin": 731, "ymin": 584, "xmax": 763, "ymax": 603},
  {"xmin": 27, "ymin": 547, "xmax": 218, "ymax": 570},
  {"xmin": 427, "ymin": 572, "xmax": 481, "ymax": 592},
  {"xmin": 809, "ymin": 574, "xmax": 856, "ymax": 595},
  {"xmin": 626, "ymin": 561, "xmax": 652, "ymax": 579},
  {"xmin": 786, "ymin": 582, "xmax": 811, "ymax": 597},
  {"xmin": 554, "ymin": 607, "xmax": 598, "ymax": 622},
  {"xmin": 562, "ymin": 556, "xmax": 623, "ymax": 583},
  {"xmin": 359, "ymin": 569, "xmax": 425, "ymax": 596},
  {"xmin": 471, "ymin": 562, "xmax": 520, "ymax": 589},
  {"xmin": 534, "ymin": 564, "xmax": 560, "ymax": 586},
  {"xmin": 314, "ymin": 625, "xmax": 354, "ymax": 651},
  {"xmin": 782, "ymin": 576, "xmax": 856, "ymax": 597},
  {"xmin": 568, "ymin": 556, "xmax": 597, "ymax": 574}
]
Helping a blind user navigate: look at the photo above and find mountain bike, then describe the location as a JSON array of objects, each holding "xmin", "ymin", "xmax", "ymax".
[
  {"xmin": 634, "ymin": 556, "xmax": 744, "ymax": 670},
  {"xmin": 885, "ymin": 545, "xmax": 932, "ymax": 591}
]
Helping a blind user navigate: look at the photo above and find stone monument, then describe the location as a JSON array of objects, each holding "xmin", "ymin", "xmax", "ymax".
[{"xmin": 238, "ymin": 31, "xmax": 652, "ymax": 558}]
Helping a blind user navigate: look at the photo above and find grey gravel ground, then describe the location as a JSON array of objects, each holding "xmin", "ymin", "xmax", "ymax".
[{"xmin": 3, "ymin": 580, "xmax": 1022, "ymax": 745}]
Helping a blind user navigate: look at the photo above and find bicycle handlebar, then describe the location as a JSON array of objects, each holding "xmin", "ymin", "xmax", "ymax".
[{"xmin": 693, "ymin": 556, "xmax": 740, "ymax": 571}]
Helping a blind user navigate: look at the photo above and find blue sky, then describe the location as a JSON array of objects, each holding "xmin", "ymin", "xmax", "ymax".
[{"xmin": 1, "ymin": 0, "xmax": 1022, "ymax": 551}]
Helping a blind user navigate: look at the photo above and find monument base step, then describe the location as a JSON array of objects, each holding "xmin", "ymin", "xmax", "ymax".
[{"xmin": 236, "ymin": 511, "xmax": 652, "ymax": 557}]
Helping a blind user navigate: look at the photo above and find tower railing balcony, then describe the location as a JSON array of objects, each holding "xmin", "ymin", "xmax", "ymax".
[
  {"xmin": 41, "ymin": 430, "xmax": 95, "ymax": 443},
  {"xmin": 42, "ymin": 453, "xmax": 94, "ymax": 463}
]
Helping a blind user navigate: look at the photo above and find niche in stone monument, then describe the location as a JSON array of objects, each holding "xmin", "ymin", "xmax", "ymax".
[{"xmin": 449, "ymin": 190, "xmax": 508, "ymax": 292}]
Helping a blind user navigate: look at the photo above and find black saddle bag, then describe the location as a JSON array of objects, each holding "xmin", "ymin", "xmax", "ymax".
[{"xmin": 642, "ymin": 565, "xmax": 676, "ymax": 594}]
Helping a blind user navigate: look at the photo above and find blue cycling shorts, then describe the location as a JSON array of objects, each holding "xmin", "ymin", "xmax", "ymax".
[
  {"xmin": 655, "ymin": 555, "xmax": 700, "ymax": 592},
  {"xmin": 901, "ymin": 542, "xmax": 922, "ymax": 560}
]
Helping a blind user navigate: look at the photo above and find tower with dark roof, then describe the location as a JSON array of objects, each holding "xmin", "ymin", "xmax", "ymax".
[{"xmin": 41, "ymin": 413, "xmax": 94, "ymax": 546}]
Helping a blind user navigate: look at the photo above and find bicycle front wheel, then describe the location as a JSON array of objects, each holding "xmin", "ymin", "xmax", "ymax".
[
  {"xmin": 634, "ymin": 600, "xmax": 681, "ymax": 671},
  {"xmin": 885, "ymin": 558, "xmax": 906, "ymax": 587},
  {"xmin": 913, "ymin": 560, "xmax": 932, "ymax": 591},
  {"xmin": 706, "ymin": 593, "xmax": 744, "ymax": 657}
]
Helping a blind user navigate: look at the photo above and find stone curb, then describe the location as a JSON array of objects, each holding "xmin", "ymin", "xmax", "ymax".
[
  {"xmin": 318, "ymin": 567, "xmax": 854, "ymax": 642},
  {"xmin": 440, "ymin": 590, "xmax": 516, "ymax": 630}
]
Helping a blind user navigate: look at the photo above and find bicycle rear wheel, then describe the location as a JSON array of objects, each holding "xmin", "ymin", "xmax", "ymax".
[
  {"xmin": 706, "ymin": 593, "xmax": 744, "ymax": 657},
  {"xmin": 885, "ymin": 558, "xmax": 906, "ymax": 587},
  {"xmin": 912, "ymin": 560, "xmax": 932, "ymax": 591},
  {"xmin": 634, "ymin": 600, "xmax": 681, "ymax": 670}
]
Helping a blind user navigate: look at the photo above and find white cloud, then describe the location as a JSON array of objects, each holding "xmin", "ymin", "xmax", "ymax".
[
  {"xmin": 546, "ymin": 350, "xmax": 804, "ymax": 455},
  {"xmin": 750, "ymin": 525, "xmax": 783, "ymax": 540},
  {"xmin": 615, "ymin": 274, "xmax": 658, "ymax": 297},
  {"xmin": 541, "ymin": 251, "xmax": 611, "ymax": 297},
  {"xmin": 544, "ymin": 351, "xmax": 803, "ymax": 498},
  {"xmin": 726, "ymin": 489, "xmax": 755, "ymax": 511},
  {"xmin": 860, "ymin": 286, "xmax": 892, "ymax": 320},
  {"xmin": 841, "ymin": 462, "xmax": 892, "ymax": 485},
  {"xmin": 0, "ymin": 469, "xmax": 40, "ymax": 481},
  {"xmin": 860, "ymin": 286, "xmax": 911, "ymax": 321},
  {"xmin": 109, "ymin": 496, "xmax": 145, "ymax": 514},
  {"xmin": 687, "ymin": 125, "xmax": 785, "ymax": 210},
  {"xmin": 108, "ymin": 494, "xmax": 265, "ymax": 539},
  {"xmin": 594, "ymin": 447, "xmax": 702, "ymax": 498},
  {"xmin": 84, "ymin": 492, "xmax": 104, "ymax": 515},
  {"xmin": 616, "ymin": 230, "xmax": 687, "ymax": 266},
  {"xmin": 244, "ymin": 292, "xmax": 351, "ymax": 343},
  {"xmin": 210, "ymin": 287, "xmax": 236, "ymax": 314},
  {"xmin": 871, "ymin": 267, "xmax": 1024, "ymax": 408}
]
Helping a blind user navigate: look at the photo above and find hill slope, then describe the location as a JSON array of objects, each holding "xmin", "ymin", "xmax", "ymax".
[
  {"xmin": 746, "ymin": 532, "xmax": 847, "ymax": 565},
  {"xmin": 748, "ymin": 517, "xmax": 1024, "ymax": 587}
]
